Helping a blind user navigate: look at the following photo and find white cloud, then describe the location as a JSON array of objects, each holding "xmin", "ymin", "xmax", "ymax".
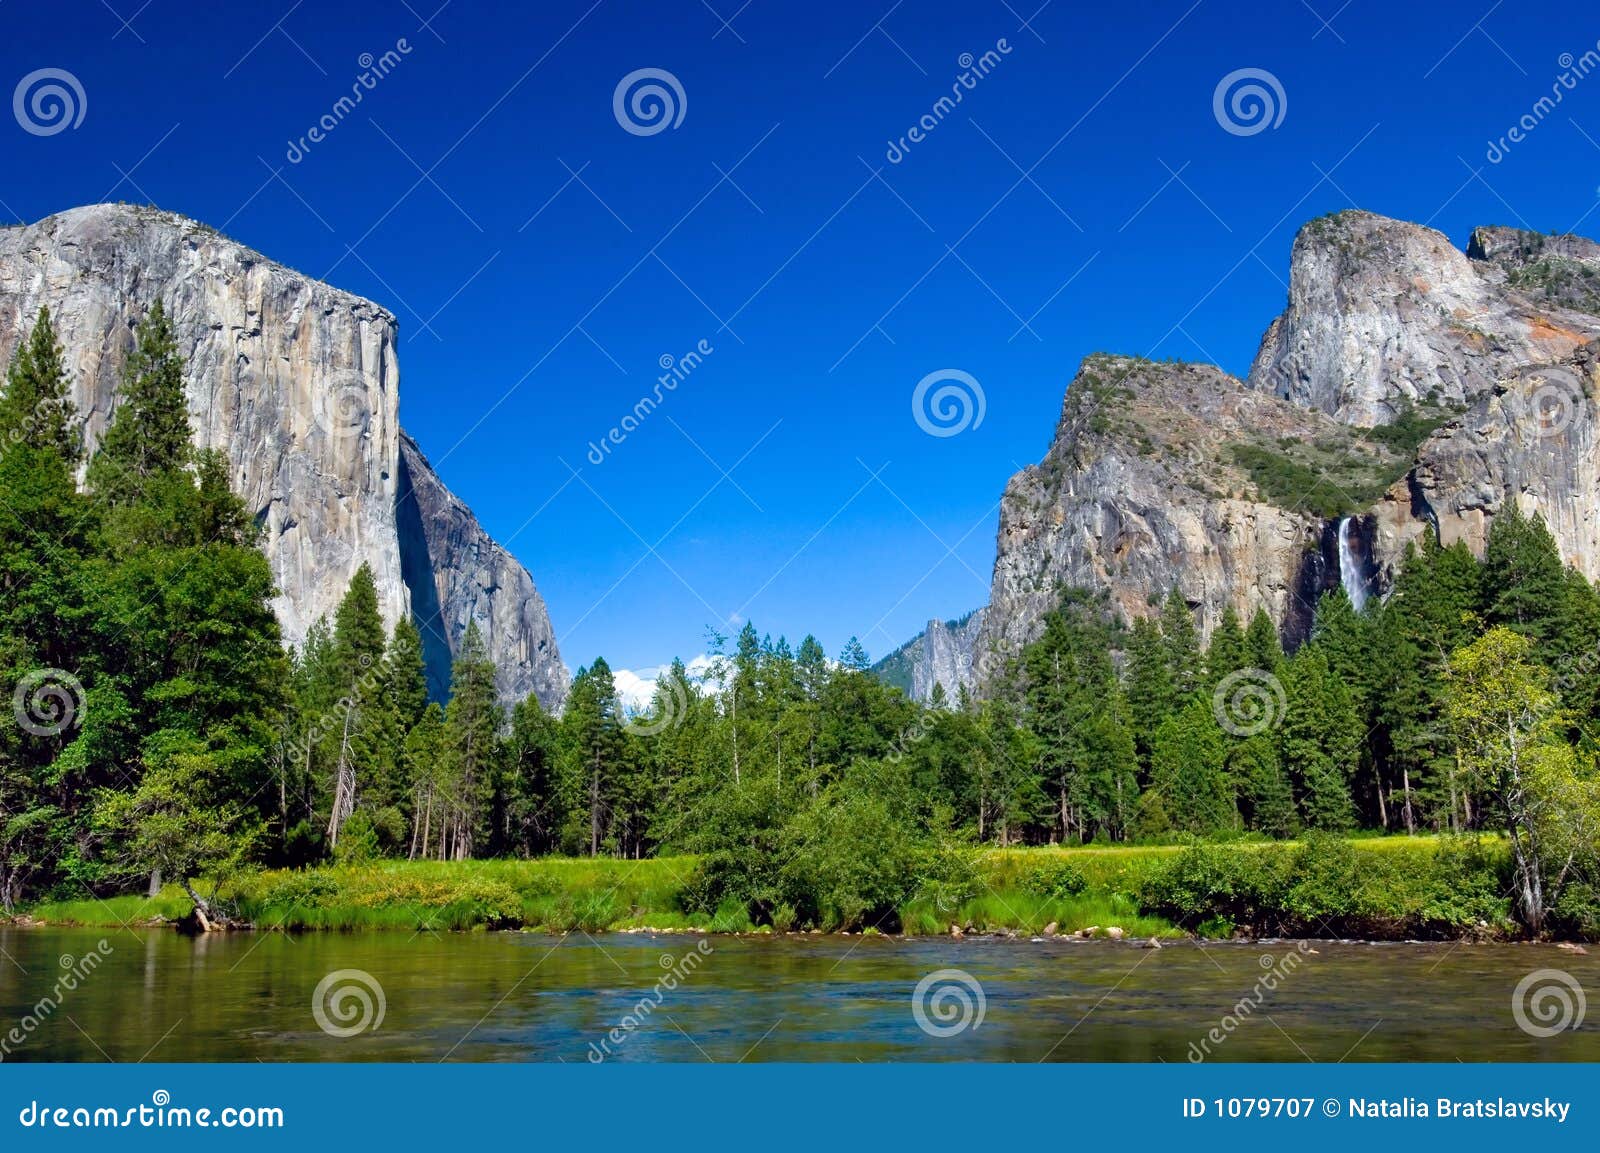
[{"xmin": 610, "ymin": 654, "xmax": 717, "ymax": 713}]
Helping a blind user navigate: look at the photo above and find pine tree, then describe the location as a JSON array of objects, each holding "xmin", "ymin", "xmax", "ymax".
[
  {"xmin": 1123, "ymin": 615, "xmax": 1174, "ymax": 770},
  {"xmin": 1147, "ymin": 696, "xmax": 1234, "ymax": 833},
  {"xmin": 1234, "ymin": 733, "xmax": 1297, "ymax": 837},
  {"xmin": 1376, "ymin": 537, "xmax": 1482, "ymax": 831},
  {"xmin": 563, "ymin": 656, "xmax": 625, "ymax": 856},
  {"xmin": 404, "ymin": 702, "xmax": 446, "ymax": 858},
  {"xmin": 1483, "ymin": 503, "xmax": 1567, "ymax": 644},
  {"xmin": 437, "ymin": 622, "xmax": 501, "ymax": 859},
  {"xmin": 385, "ymin": 618, "xmax": 430, "ymax": 729},
  {"xmin": 505, "ymin": 693, "xmax": 559, "ymax": 855},
  {"xmin": 1204, "ymin": 605, "xmax": 1248, "ymax": 689},
  {"xmin": 1021, "ymin": 590, "xmax": 1133, "ymax": 842},
  {"xmin": 1159, "ymin": 587, "xmax": 1201, "ymax": 700},
  {"xmin": 1280, "ymin": 649, "xmax": 1358, "ymax": 831},
  {"xmin": 838, "ymin": 636, "xmax": 871, "ymax": 672},
  {"xmin": 1245, "ymin": 606, "xmax": 1283, "ymax": 672},
  {"xmin": 88, "ymin": 300, "xmax": 190, "ymax": 505},
  {"xmin": 0, "ymin": 305, "xmax": 79, "ymax": 462},
  {"xmin": 324, "ymin": 564, "xmax": 388, "ymax": 847}
]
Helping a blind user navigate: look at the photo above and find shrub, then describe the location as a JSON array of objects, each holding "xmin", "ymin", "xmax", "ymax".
[{"xmin": 1023, "ymin": 860, "xmax": 1089, "ymax": 900}]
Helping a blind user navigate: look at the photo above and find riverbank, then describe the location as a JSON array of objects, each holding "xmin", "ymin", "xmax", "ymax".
[{"xmin": 12, "ymin": 834, "xmax": 1549, "ymax": 940}]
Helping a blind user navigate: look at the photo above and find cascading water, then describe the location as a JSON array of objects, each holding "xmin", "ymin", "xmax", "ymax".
[{"xmin": 1337, "ymin": 517, "xmax": 1368, "ymax": 612}]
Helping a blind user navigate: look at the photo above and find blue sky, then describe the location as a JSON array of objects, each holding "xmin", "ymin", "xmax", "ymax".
[{"xmin": 3, "ymin": 0, "xmax": 1599, "ymax": 683}]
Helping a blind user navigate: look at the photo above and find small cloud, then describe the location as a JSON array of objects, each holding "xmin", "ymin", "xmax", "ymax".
[{"xmin": 611, "ymin": 654, "xmax": 716, "ymax": 712}]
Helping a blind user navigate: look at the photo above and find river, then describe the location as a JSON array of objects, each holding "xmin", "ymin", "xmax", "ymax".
[{"xmin": 0, "ymin": 928, "xmax": 1593, "ymax": 1062}]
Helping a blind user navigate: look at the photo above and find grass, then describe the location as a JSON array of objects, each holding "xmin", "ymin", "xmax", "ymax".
[{"xmin": 14, "ymin": 835, "xmax": 1508, "ymax": 940}]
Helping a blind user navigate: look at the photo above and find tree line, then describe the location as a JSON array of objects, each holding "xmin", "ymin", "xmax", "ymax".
[{"xmin": 2, "ymin": 304, "xmax": 1598, "ymax": 933}]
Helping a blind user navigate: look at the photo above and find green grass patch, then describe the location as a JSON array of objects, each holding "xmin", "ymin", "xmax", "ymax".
[{"xmin": 17, "ymin": 837, "xmax": 1519, "ymax": 939}]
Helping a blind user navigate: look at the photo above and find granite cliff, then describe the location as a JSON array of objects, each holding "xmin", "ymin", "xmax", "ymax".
[
  {"xmin": 0, "ymin": 204, "xmax": 566, "ymax": 709},
  {"xmin": 887, "ymin": 211, "xmax": 1600, "ymax": 700}
]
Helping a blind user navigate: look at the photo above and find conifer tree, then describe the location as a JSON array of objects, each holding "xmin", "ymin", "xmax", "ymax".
[
  {"xmin": 325, "ymin": 564, "xmax": 387, "ymax": 846},
  {"xmin": 88, "ymin": 300, "xmax": 190, "ymax": 505},
  {"xmin": 1123, "ymin": 615, "xmax": 1173, "ymax": 769},
  {"xmin": 563, "ymin": 656, "xmax": 625, "ymax": 856},
  {"xmin": 0, "ymin": 305, "xmax": 79, "ymax": 462},
  {"xmin": 1483, "ymin": 503, "xmax": 1567, "ymax": 644},
  {"xmin": 1280, "ymin": 649, "xmax": 1359, "ymax": 830},
  {"xmin": 437, "ymin": 622, "xmax": 501, "ymax": 859},
  {"xmin": 1159, "ymin": 587, "xmax": 1201, "ymax": 700},
  {"xmin": 1204, "ymin": 605, "xmax": 1248, "ymax": 689},
  {"xmin": 1245, "ymin": 606, "xmax": 1283, "ymax": 672},
  {"xmin": 1148, "ymin": 696, "xmax": 1234, "ymax": 833}
]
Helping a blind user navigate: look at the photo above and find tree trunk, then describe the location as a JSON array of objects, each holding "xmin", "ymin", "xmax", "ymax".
[
  {"xmin": 327, "ymin": 707, "xmax": 357, "ymax": 847},
  {"xmin": 147, "ymin": 868, "xmax": 162, "ymax": 899},
  {"xmin": 181, "ymin": 878, "xmax": 217, "ymax": 931}
]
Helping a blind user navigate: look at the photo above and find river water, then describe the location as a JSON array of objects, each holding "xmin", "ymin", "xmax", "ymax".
[{"xmin": 0, "ymin": 928, "xmax": 1594, "ymax": 1062}]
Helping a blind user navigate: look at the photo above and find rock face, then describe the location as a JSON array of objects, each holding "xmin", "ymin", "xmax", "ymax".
[
  {"xmin": 398, "ymin": 433, "xmax": 566, "ymax": 706},
  {"xmin": 0, "ymin": 205, "xmax": 566, "ymax": 710},
  {"xmin": 973, "ymin": 355, "xmax": 1351, "ymax": 671},
  {"xmin": 1247, "ymin": 211, "xmax": 1600, "ymax": 426},
  {"xmin": 1372, "ymin": 345, "xmax": 1600, "ymax": 587},
  {"xmin": 960, "ymin": 211, "xmax": 1600, "ymax": 689},
  {"xmin": 872, "ymin": 609, "xmax": 987, "ymax": 703}
]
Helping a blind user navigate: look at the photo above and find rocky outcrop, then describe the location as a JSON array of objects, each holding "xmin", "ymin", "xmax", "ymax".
[
  {"xmin": 973, "ymin": 355, "xmax": 1357, "ymax": 671},
  {"xmin": 0, "ymin": 204, "xmax": 566, "ymax": 709},
  {"xmin": 398, "ymin": 433, "xmax": 566, "ymax": 707},
  {"xmin": 1247, "ymin": 210, "xmax": 1600, "ymax": 426},
  {"xmin": 1371, "ymin": 343, "xmax": 1600, "ymax": 587},
  {"xmin": 968, "ymin": 212, "xmax": 1600, "ymax": 691},
  {"xmin": 872, "ymin": 609, "xmax": 987, "ymax": 703}
]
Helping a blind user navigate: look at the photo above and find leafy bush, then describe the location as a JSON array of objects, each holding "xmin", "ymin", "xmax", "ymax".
[
  {"xmin": 1022, "ymin": 859, "xmax": 1089, "ymax": 900},
  {"xmin": 1137, "ymin": 842, "xmax": 1287, "ymax": 932},
  {"xmin": 1138, "ymin": 836, "xmax": 1510, "ymax": 937}
]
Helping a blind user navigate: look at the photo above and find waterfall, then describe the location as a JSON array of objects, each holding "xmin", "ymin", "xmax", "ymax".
[{"xmin": 1337, "ymin": 517, "xmax": 1367, "ymax": 612}]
